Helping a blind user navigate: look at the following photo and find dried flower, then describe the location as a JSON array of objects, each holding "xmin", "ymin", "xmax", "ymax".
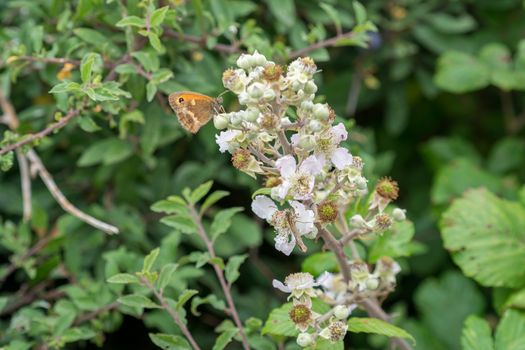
[{"xmin": 319, "ymin": 320, "xmax": 348, "ymax": 342}]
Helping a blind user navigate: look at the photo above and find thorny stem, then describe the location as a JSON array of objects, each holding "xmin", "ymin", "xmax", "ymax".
[
  {"xmin": 188, "ymin": 205, "xmax": 251, "ymax": 350},
  {"xmin": 141, "ymin": 277, "xmax": 202, "ymax": 350}
]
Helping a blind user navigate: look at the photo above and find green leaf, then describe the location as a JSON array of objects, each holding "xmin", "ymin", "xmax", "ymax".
[
  {"xmin": 212, "ymin": 328, "xmax": 239, "ymax": 350},
  {"xmin": 191, "ymin": 294, "xmax": 226, "ymax": 316},
  {"xmin": 347, "ymin": 318, "xmax": 414, "ymax": 343},
  {"xmin": 200, "ymin": 190, "xmax": 230, "ymax": 215},
  {"xmin": 147, "ymin": 81, "xmax": 158, "ymax": 102},
  {"xmin": 319, "ymin": 3, "xmax": 341, "ymax": 35},
  {"xmin": 414, "ymin": 271, "xmax": 485, "ymax": 349},
  {"xmin": 441, "ymin": 189, "xmax": 525, "ymax": 288},
  {"xmin": 494, "ymin": 310, "xmax": 525, "ymax": 350},
  {"xmin": 189, "ymin": 181, "xmax": 213, "ymax": 204},
  {"xmin": 352, "ymin": 1, "xmax": 367, "ymax": 25},
  {"xmin": 80, "ymin": 53, "xmax": 99, "ymax": 83},
  {"xmin": 301, "ymin": 252, "xmax": 339, "ymax": 276},
  {"xmin": 116, "ymin": 16, "xmax": 145, "ymax": 28},
  {"xmin": 160, "ymin": 215, "xmax": 197, "ymax": 234},
  {"xmin": 225, "ymin": 254, "xmax": 247, "ymax": 284},
  {"xmin": 264, "ymin": 0, "xmax": 295, "ymax": 29},
  {"xmin": 149, "ymin": 333, "xmax": 191, "ymax": 350},
  {"xmin": 261, "ymin": 303, "xmax": 298, "ymax": 337},
  {"xmin": 151, "ymin": 198, "xmax": 188, "ymax": 215},
  {"xmin": 74, "ymin": 27, "xmax": 108, "ymax": 46},
  {"xmin": 502, "ymin": 288, "xmax": 525, "ymax": 311},
  {"xmin": 77, "ymin": 138, "xmax": 134, "ymax": 166},
  {"xmin": 107, "ymin": 273, "xmax": 139, "ymax": 284},
  {"xmin": 148, "ymin": 32, "xmax": 165, "ymax": 53},
  {"xmin": 210, "ymin": 207, "xmax": 244, "ymax": 242},
  {"xmin": 143, "ymin": 248, "xmax": 160, "ymax": 273},
  {"xmin": 369, "ymin": 220, "xmax": 426, "ymax": 263},
  {"xmin": 49, "ymin": 82, "xmax": 82, "ymax": 94},
  {"xmin": 461, "ymin": 316, "xmax": 494, "ymax": 350},
  {"xmin": 132, "ymin": 51, "xmax": 160, "ymax": 72},
  {"xmin": 150, "ymin": 6, "xmax": 169, "ymax": 27},
  {"xmin": 78, "ymin": 115, "xmax": 101, "ymax": 132},
  {"xmin": 157, "ymin": 263, "xmax": 179, "ymax": 291},
  {"xmin": 118, "ymin": 294, "xmax": 161, "ymax": 309},
  {"xmin": 176, "ymin": 289, "xmax": 199, "ymax": 310},
  {"xmin": 428, "ymin": 13, "xmax": 476, "ymax": 34},
  {"xmin": 487, "ymin": 137, "xmax": 525, "ymax": 174},
  {"xmin": 434, "ymin": 51, "xmax": 490, "ymax": 93}
]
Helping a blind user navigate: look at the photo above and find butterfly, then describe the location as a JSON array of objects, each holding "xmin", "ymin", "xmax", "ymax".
[{"xmin": 168, "ymin": 91, "xmax": 223, "ymax": 134}]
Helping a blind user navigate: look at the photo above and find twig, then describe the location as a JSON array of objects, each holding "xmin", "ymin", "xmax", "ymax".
[
  {"xmin": 16, "ymin": 149, "xmax": 32, "ymax": 221},
  {"xmin": 73, "ymin": 302, "xmax": 119, "ymax": 326},
  {"xmin": 188, "ymin": 205, "xmax": 251, "ymax": 350},
  {"xmin": 164, "ymin": 29, "xmax": 241, "ymax": 55},
  {"xmin": 289, "ymin": 32, "xmax": 354, "ymax": 59},
  {"xmin": 25, "ymin": 149, "xmax": 119, "ymax": 235},
  {"xmin": 9, "ymin": 56, "xmax": 80, "ymax": 66},
  {"xmin": 277, "ymin": 130, "xmax": 293, "ymax": 155},
  {"xmin": 316, "ymin": 224, "xmax": 351, "ymax": 283},
  {"xmin": 141, "ymin": 277, "xmax": 201, "ymax": 350},
  {"xmin": 0, "ymin": 108, "xmax": 82, "ymax": 156}
]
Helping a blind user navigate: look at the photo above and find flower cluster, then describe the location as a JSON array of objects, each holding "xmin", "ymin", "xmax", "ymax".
[{"xmin": 214, "ymin": 52, "xmax": 406, "ymax": 347}]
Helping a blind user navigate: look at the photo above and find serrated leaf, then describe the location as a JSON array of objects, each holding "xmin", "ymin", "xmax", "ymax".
[
  {"xmin": 225, "ymin": 254, "xmax": 247, "ymax": 285},
  {"xmin": 80, "ymin": 53, "xmax": 98, "ymax": 83},
  {"xmin": 149, "ymin": 333, "xmax": 191, "ymax": 350},
  {"xmin": 210, "ymin": 207, "xmax": 244, "ymax": 242},
  {"xmin": 494, "ymin": 310, "xmax": 525, "ymax": 350},
  {"xmin": 461, "ymin": 316, "xmax": 494, "ymax": 350},
  {"xmin": 107, "ymin": 273, "xmax": 139, "ymax": 284},
  {"xmin": 189, "ymin": 181, "xmax": 213, "ymax": 204},
  {"xmin": 301, "ymin": 252, "xmax": 339, "ymax": 276},
  {"xmin": 49, "ymin": 82, "xmax": 82, "ymax": 94},
  {"xmin": 261, "ymin": 303, "xmax": 298, "ymax": 337},
  {"xmin": 151, "ymin": 199, "xmax": 188, "ymax": 215},
  {"xmin": 347, "ymin": 317, "xmax": 415, "ymax": 343},
  {"xmin": 143, "ymin": 248, "xmax": 160, "ymax": 273},
  {"xmin": 212, "ymin": 328, "xmax": 238, "ymax": 350},
  {"xmin": 116, "ymin": 15, "xmax": 145, "ymax": 28},
  {"xmin": 148, "ymin": 32, "xmax": 165, "ymax": 53},
  {"xmin": 150, "ymin": 6, "xmax": 169, "ymax": 27},
  {"xmin": 118, "ymin": 294, "xmax": 160, "ymax": 309},
  {"xmin": 441, "ymin": 189, "xmax": 525, "ymax": 288},
  {"xmin": 200, "ymin": 193, "xmax": 230, "ymax": 217},
  {"xmin": 176, "ymin": 289, "xmax": 199, "ymax": 310}
]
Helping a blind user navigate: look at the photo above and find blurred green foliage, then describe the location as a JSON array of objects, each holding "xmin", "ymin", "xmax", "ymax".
[{"xmin": 1, "ymin": 0, "xmax": 525, "ymax": 349}]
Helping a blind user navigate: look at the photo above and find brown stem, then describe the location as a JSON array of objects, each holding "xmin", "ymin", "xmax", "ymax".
[
  {"xmin": 0, "ymin": 108, "xmax": 82, "ymax": 156},
  {"xmin": 289, "ymin": 32, "xmax": 354, "ymax": 59},
  {"xmin": 141, "ymin": 277, "xmax": 202, "ymax": 350},
  {"xmin": 316, "ymin": 224, "xmax": 351, "ymax": 283},
  {"xmin": 277, "ymin": 130, "xmax": 293, "ymax": 155},
  {"xmin": 16, "ymin": 149, "xmax": 32, "ymax": 221},
  {"xmin": 188, "ymin": 205, "xmax": 251, "ymax": 350},
  {"xmin": 12, "ymin": 56, "xmax": 80, "ymax": 66},
  {"xmin": 25, "ymin": 150, "xmax": 119, "ymax": 234}
]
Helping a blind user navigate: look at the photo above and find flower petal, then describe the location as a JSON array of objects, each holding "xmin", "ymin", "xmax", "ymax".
[
  {"xmin": 215, "ymin": 130, "xmax": 241, "ymax": 153},
  {"xmin": 289, "ymin": 201, "xmax": 315, "ymax": 235},
  {"xmin": 331, "ymin": 147, "xmax": 353, "ymax": 169},
  {"xmin": 251, "ymin": 195, "xmax": 278, "ymax": 220},
  {"xmin": 300, "ymin": 155, "xmax": 323, "ymax": 175},
  {"xmin": 275, "ymin": 233, "xmax": 295, "ymax": 256},
  {"xmin": 276, "ymin": 155, "xmax": 297, "ymax": 178},
  {"xmin": 331, "ymin": 123, "xmax": 348, "ymax": 142},
  {"xmin": 272, "ymin": 279, "xmax": 291, "ymax": 293}
]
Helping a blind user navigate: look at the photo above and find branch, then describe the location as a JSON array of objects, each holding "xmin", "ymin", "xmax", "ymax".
[
  {"xmin": 141, "ymin": 277, "xmax": 202, "ymax": 350},
  {"xmin": 316, "ymin": 224, "xmax": 351, "ymax": 283},
  {"xmin": 0, "ymin": 108, "xmax": 82, "ymax": 156},
  {"xmin": 9, "ymin": 56, "xmax": 80, "ymax": 66},
  {"xmin": 188, "ymin": 205, "xmax": 251, "ymax": 350},
  {"xmin": 15, "ymin": 149, "xmax": 32, "ymax": 221},
  {"xmin": 25, "ymin": 149, "xmax": 119, "ymax": 235},
  {"xmin": 289, "ymin": 32, "xmax": 354, "ymax": 59}
]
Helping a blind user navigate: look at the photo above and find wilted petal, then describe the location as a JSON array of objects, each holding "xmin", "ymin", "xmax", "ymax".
[
  {"xmin": 276, "ymin": 155, "xmax": 297, "ymax": 178},
  {"xmin": 275, "ymin": 233, "xmax": 295, "ymax": 256},
  {"xmin": 331, "ymin": 148, "xmax": 353, "ymax": 169},
  {"xmin": 251, "ymin": 195, "xmax": 278, "ymax": 220},
  {"xmin": 289, "ymin": 201, "xmax": 315, "ymax": 235},
  {"xmin": 290, "ymin": 133, "xmax": 300, "ymax": 146}
]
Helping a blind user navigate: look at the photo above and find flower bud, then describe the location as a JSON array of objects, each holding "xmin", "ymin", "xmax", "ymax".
[
  {"xmin": 350, "ymin": 214, "xmax": 368, "ymax": 229},
  {"xmin": 213, "ymin": 114, "xmax": 229, "ymax": 129},
  {"xmin": 236, "ymin": 54, "xmax": 251, "ymax": 70},
  {"xmin": 263, "ymin": 88, "xmax": 276, "ymax": 101},
  {"xmin": 313, "ymin": 103, "xmax": 329, "ymax": 120},
  {"xmin": 230, "ymin": 112, "xmax": 243, "ymax": 126},
  {"xmin": 304, "ymin": 80, "xmax": 318, "ymax": 94},
  {"xmin": 300, "ymin": 100, "xmax": 314, "ymax": 111},
  {"xmin": 392, "ymin": 208, "xmax": 406, "ymax": 221},
  {"xmin": 296, "ymin": 333, "xmax": 314, "ymax": 347},
  {"xmin": 297, "ymin": 135, "xmax": 315, "ymax": 150},
  {"xmin": 354, "ymin": 176, "xmax": 368, "ymax": 190},
  {"xmin": 308, "ymin": 119, "xmax": 322, "ymax": 132},
  {"xmin": 238, "ymin": 92, "xmax": 250, "ymax": 105},
  {"xmin": 252, "ymin": 50, "xmax": 268, "ymax": 66},
  {"xmin": 366, "ymin": 276, "xmax": 379, "ymax": 290},
  {"xmin": 247, "ymin": 82, "xmax": 264, "ymax": 99},
  {"xmin": 333, "ymin": 305, "xmax": 350, "ymax": 320},
  {"xmin": 244, "ymin": 108, "xmax": 259, "ymax": 122}
]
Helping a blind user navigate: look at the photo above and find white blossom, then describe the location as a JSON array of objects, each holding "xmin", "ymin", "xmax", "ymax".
[{"xmin": 273, "ymin": 155, "xmax": 323, "ymax": 200}]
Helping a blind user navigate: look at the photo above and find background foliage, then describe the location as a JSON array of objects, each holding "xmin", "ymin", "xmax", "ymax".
[{"xmin": 1, "ymin": 0, "xmax": 525, "ymax": 349}]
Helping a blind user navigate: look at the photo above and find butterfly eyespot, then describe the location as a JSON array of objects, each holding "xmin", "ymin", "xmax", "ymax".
[{"xmin": 178, "ymin": 97, "xmax": 185, "ymax": 103}]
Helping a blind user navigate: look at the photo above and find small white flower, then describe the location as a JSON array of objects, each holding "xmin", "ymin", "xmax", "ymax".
[
  {"xmin": 247, "ymin": 82, "xmax": 265, "ymax": 99},
  {"xmin": 349, "ymin": 262, "xmax": 371, "ymax": 292},
  {"xmin": 317, "ymin": 272, "xmax": 348, "ymax": 303},
  {"xmin": 289, "ymin": 201, "xmax": 315, "ymax": 236},
  {"xmin": 314, "ymin": 123, "xmax": 353, "ymax": 170},
  {"xmin": 373, "ymin": 257, "xmax": 401, "ymax": 286},
  {"xmin": 272, "ymin": 272, "xmax": 319, "ymax": 304},
  {"xmin": 313, "ymin": 103, "xmax": 329, "ymax": 120},
  {"xmin": 349, "ymin": 214, "xmax": 371, "ymax": 230},
  {"xmin": 215, "ymin": 130, "xmax": 241, "ymax": 153},
  {"xmin": 273, "ymin": 155, "xmax": 323, "ymax": 200}
]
